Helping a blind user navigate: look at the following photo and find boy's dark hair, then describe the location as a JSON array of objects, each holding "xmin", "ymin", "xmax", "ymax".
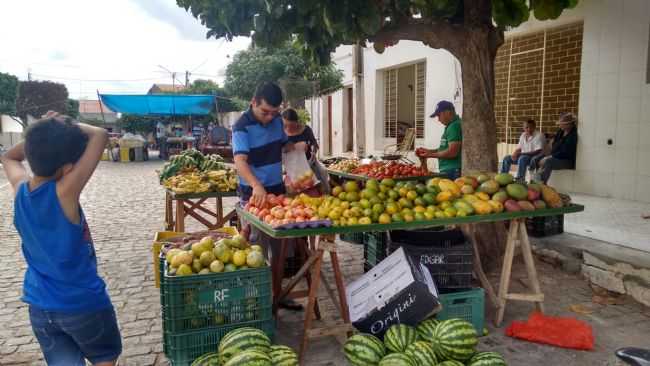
[
  {"xmin": 253, "ymin": 82, "xmax": 283, "ymax": 107},
  {"xmin": 24, "ymin": 117, "xmax": 89, "ymax": 177},
  {"xmin": 281, "ymin": 108, "xmax": 299, "ymax": 122}
]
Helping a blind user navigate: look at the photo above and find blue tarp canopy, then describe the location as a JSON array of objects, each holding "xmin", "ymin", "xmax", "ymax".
[{"xmin": 99, "ymin": 94, "xmax": 216, "ymax": 116}]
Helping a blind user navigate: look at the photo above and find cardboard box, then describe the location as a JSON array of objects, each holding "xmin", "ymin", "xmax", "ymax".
[{"xmin": 346, "ymin": 247, "xmax": 441, "ymax": 338}]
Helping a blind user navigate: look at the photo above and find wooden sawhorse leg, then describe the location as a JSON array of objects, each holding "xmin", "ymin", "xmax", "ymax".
[
  {"xmin": 165, "ymin": 191, "xmax": 174, "ymax": 230},
  {"xmin": 275, "ymin": 235, "xmax": 353, "ymax": 364},
  {"xmin": 174, "ymin": 198, "xmax": 185, "ymax": 232},
  {"xmin": 495, "ymin": 218, "xmax": 544, "ymax": 327}
]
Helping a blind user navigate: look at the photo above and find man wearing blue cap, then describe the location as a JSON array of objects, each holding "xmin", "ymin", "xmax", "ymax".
[{"xmin": 416, "ymin": 100, "xmax": 462, "ymax": 180}]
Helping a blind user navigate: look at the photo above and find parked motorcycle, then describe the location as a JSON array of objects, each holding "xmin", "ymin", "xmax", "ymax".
[{"xmin": 616, "ymin": 348, "xmax": 650, "ymax": 366}]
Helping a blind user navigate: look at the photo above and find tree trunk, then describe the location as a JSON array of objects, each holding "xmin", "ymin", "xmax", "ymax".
[{"xmin": 457, "ymin": 26, "xmax": 507, "ymax": 271}]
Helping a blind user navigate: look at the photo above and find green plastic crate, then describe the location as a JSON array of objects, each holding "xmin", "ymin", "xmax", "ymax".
[
  {"xmin": 436, "ymin": 288, "xmax": 485, "ymax": 334},
  {"xmin": 340, "ymin": 232, "xmax": 364, "ymax": 244},
  {"xmin": 363, "ymin": 232, "xmax": 388, "ymax": 266},
  {"xmin": 159, "ymin": 255, "xmax": 272, "ymax": 334},
  {"xmin": 163, "ymin": 320, "xmax": 275, "ymax": 365}
]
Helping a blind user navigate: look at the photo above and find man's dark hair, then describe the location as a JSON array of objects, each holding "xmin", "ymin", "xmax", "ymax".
[
  {"xmin": 281, "ymin": 108, "xmax": 299, "ymax": 122},
  {"xmin": 253, "ymin": 82, "xmax": 283, "ymax": 107},
  {"xmin": 24, "ymin": 117, "xmax": 89, "ymax": 177},
  {"xmin": 525, "ymin": 119, "xmax": 536, "ymax": 127}
]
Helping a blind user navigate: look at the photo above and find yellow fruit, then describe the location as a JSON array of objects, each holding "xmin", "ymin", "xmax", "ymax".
[
  {"xmin": 438, "ymin": 179, "xmax": 461, "ymax": 196},
  {"xmin": 199, "ymin": 236, "xmax": 214, "ymax": 248},
  {"xmin": 463, "ymin": 194, "xmax": 479, "ymax": 204},
  {"xmin": 199, "ymin": 251, "xmax": 216, "ymax": 266},
  {"xmin": 436, "ymin": 191, "xmax": 453, "ymax": 203},
  {"xmin": 488, "ymin": 200, "xmax": 504, "ymax": 213},
  {"xmin": 439, "ymin": 201, "xmax": 452, "ymax": 210},
  {"xmin": 171, "ymin": 251, "xmax": 193, "ymax": 268},
  {"xmin": 191, "ymin": 242, "xmax": 206, "ymax": 257},
  {"xmin": 347, "ymin": 217, "xmax": 359, "ymax": 225},
  {"xmin": 232, "ymin": 250, "xmax": 247, "ymax": 266},
  {"xmin": 332, "ymin": 186, "xmax": 343, "ymax": 197},
  {"xmin": 403, "ymin": 214, "xmax": 415, "ymax": 222},
  {"xmin": 246, "ymin": 251, "xmax": 265, "ymax": 268},
  {"xmin": 216, "ymin": 246, "xmax": 232, "ymax": 264},
  {"xmin": 378, "ymin": 213, "xmax": 392, "ymax": 224},
  {"xmin": 475, "ymin": 192, "xmax": 491, "ymax": 201},
  {"xmin": 192, "ymin": 259, "xmax": 203, "ymax": 273},
  {"xmin": 165, "ymin": 248, "xmax": 182, "ymax": 264},
  {"xmin": 541, "ymin": 184, "xmax": 563, "ymax": 208},
  {"xmin": 177, "ymin": 264, "xmax": 193, "ymax": 276},
  {"xmin": 444, "ymin": 207, "xmax": 458, "ymax": 217},
  {"xmin": 414, "ymin": 205, "xmax": 426, "ymax": 213},
  {"xmin": 250, "ymin": 245, "xmax": 263, "ymax": 253},
  {"xmin": 472, "ymin": 200, "xmax": 493, "ymax": 215},
  {"xmin": 209, "ymin": 260, "xmax": 224, "ymax": 273},
  {"xmin": 359, "ymin": 217, "xmax": 372, "ymax": 225}
]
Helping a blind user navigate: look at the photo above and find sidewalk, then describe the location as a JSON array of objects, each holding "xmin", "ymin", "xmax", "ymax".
[{"xmin": 0, "ymin": 162, "xmax": 648, "ymax": 365}]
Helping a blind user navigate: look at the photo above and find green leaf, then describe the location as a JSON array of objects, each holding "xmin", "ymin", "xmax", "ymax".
[
  {"xmin": 532, "ymin": 0, "xmax": 568, "ymax": 20},
  {"xmin": 493, "ymin": 0, "xmax": 530, "ymax": 27}
]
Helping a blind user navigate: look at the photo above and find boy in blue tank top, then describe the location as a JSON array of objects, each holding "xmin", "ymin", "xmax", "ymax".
[{"xmin": 1, "ymin": 112, "xmax": 121, "ymax": 366}]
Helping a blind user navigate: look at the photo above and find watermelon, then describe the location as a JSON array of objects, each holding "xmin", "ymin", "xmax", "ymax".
[
  {"xmin": 432, "ymin": 319, "xmax": 478, "ymax": 361},
  {"xmin": 378, "ymin": 353, "xmax": 416, "ymax": 366},
  {"xmin": 405, "ymin": 341, "xmax": 437, "ymax": 366},
  {"xmin": 344, "ymin": 333, "xmax": 386, "ymax": 365},
  {"xmin": 384, "ymin": 324, "xmax": 418, "ymax": 353},
  {"xmin": 218, "ymin": 327, "xmax": 271, "ymax": 365},
  {"xmin": 223, "ymin": 349, "xmax": 271, "ymax": 366},
  {"xmin": 468, "ymin": 351, "xmax": 507, "ymax": 366},
  {"xmin": 438, "ymin": 361, "xmax": 464, "ymax": 366},
  {"xmin": 270, "ymin": 344, "xmax": 299, "ymax": 366},
  {"xmin": 191, "ymin": 352, "xmax": 219, "ymax": 366},
  {"xmin": 416, "ymin": 318, "xmax": 439, "ymax": 342}
]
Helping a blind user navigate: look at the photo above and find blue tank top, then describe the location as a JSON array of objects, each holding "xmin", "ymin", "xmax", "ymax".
[{"xmin": 14, "ymin": 180, "xmax": 111, "ymax": 313}]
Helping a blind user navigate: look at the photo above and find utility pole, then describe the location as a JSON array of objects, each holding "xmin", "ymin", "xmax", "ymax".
[
  {"xmin": 185, "ymin": 71, "xmax": 190, "ymax": 88},
  {"xmin": 27, "ymin": 68, "xmax": 32, "ymax": 81}
]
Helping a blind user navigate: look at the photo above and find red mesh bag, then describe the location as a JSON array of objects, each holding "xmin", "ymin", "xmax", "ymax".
[{"xmin": 505, "ymin": 312, "xmax": 594, "ymax": 350}]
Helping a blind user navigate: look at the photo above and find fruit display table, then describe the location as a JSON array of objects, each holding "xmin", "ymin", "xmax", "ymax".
[
  {"xmin": 165, "ymin": 190, "xmax": 238, "ymax": 232},
  {"xmin": 236, "ymin": 203, "xmax": 585, "ymax": 358}
]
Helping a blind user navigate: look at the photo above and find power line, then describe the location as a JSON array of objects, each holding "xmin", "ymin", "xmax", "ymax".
[{"xmin": 30, "ymin": 73, "xmax": 162, "ymax": 83}]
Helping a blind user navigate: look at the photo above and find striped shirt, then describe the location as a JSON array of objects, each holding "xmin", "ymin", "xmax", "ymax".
[{"xmin": 232, "ymin": 109, "xmax": 287, "ymax": 201}]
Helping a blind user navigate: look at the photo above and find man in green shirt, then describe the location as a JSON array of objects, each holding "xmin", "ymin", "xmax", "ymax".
[{"xmin": 416, "ymin": 100, "xmax": 462, "ymax": 180}]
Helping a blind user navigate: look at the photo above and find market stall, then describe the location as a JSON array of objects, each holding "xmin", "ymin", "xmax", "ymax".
[{"xmin": 159, "ymin": 149, "xmax": 238, "ymax": 232}]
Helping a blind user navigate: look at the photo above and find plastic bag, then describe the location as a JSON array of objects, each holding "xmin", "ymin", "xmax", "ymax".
[
  {"xmin": 309, "ymin": 157, "xmax": 331, "ymax": 194},
  {"xmin": 505, "ymin": 312, "xmax": 594, "ymax": 350},
  {"xmin": 283, "ymin": 148, "xmax": 319, "ymax": 193}
]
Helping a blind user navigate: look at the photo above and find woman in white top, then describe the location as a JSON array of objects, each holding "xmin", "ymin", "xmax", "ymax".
[{"xmin": 500, "ymin": 119, "xmax": 545, "ymax": 181}]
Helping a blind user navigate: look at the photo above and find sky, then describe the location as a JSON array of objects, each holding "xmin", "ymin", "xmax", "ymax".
[{"xmin": 0, "ymin": 0, "xmax": 251, "ymax": 100}]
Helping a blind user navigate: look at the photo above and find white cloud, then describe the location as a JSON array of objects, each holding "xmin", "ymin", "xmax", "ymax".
[{"xmin": 0, "ymin": 0, "xmax": 250, "ymax": 99}]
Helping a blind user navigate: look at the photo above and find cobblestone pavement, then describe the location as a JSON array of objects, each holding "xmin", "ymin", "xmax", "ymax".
[{"xmin": 0, "ymin": 161, "xmax": 648, "ymax": 365}]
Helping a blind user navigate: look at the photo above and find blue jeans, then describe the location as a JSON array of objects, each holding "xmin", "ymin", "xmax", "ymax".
[
  {"xmin": 441, "ymin": 168, "xmax": 461, "ymax": 181},
  {"xmin": 500, "ymin": 155, "xmax": 531, "ymax": 180},
  {"xmin": 29, "ymin": 306, "xmax": 122, "ymax": 366}
]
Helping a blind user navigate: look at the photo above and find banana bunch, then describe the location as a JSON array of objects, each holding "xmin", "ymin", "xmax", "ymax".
[
  {"xmin": 201, "ymin": 155, "xmax": 226, "ymax": 171},
  {"xmin": 205, "ymin": 169, "xmax": 238, "ymax": 192},
  {"xmin": 163, "ymin": 171, "xmax": 211, "ymax": 194}
]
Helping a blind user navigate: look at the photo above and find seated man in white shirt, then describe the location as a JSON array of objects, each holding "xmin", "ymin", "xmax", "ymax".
[{"xmin": 500, "ymin": 119, "xmax": 545, "ymax": 181}]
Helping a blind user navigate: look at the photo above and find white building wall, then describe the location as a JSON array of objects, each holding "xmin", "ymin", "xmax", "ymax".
[{"xmin": 1, "ymin": 115, "xmax": 23, "ymax": 133}]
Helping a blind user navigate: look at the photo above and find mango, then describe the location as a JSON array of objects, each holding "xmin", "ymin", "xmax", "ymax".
[
  {"xmin": 453, "ymin": 199, "xmax": 475, "ymax": 215},
  {"xmin": 494, "ymin": 172, "xmax": 514, "ymax": 186},
  {"xmin": 475, "ymin": 192, "xmax": 491, "ymax": 201},
  {"xmin": 504, "ymin": 200, "xmax": 522, "ymax": 212},
  {"xmin": 517, "ymin": 200, "xmax": 536, "ymax": 211},
  {"xmin": 528, "ymin": 188, "xmax": 541, "ymax": 201},
  {"xmin": 533, "ymin": 200, "xmax": 547, "ymax": 209},
  {"xmin": 506, "ymin": 183, "xmax": 528, "ymax": 200},
  {"xmin": 472, "ymin": 200, "xmax": 493, "ymax": 215},
  {"xmin": 488, "ymin": 200, "xmax": 504, "ymax": 213},
  {"xmin": 492, "ymin": 191, "xmax": 508, "ymax": 203},
  {"xmin": 478, "ymin": 179, "xmax": 500, "ymax": 194}
]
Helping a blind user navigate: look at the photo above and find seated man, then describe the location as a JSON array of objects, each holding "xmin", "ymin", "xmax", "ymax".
[
  {"xmin": 530, "ymin": 112, "xmax": 578, "ymax": 183},
  {"xmin": 500, "ymin": 119, "xmax": 545, "ymax": 181}
]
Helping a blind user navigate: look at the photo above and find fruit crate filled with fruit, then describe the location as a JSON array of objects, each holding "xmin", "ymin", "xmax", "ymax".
[
  {"xmin": 350, "ymin": 161, "xmax": 430, "ymax": 179},
  {"xmin": 159, "ymin": 233, "xmax": 272, "ymax": 335},
  {"xmin": 159, "ymin": 149, "xmax": 238, "ymax": 194}
]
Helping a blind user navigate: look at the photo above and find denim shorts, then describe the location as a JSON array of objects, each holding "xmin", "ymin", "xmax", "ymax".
[{"xmin": 29, "ymin": 305, "xmax": 122, "ymax": 366}]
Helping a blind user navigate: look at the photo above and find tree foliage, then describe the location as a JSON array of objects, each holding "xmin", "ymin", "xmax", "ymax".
[
  {"xmin": 162, "ymin": 78, "xmax": 246, "ymax": 112},
  {"xmin": 0, "ymin": 72, "xmax": 19, "ymax": 116},
  {"xmin": 223, "ymin": 41, "xmax": 343, "ymax": 102},
  {"xmin": 117, "ymin": 114, "xmax": 156, "ymax": 135},
  {"xmin": 16, "ymin": 80, "xmax": 69, "ymax": 124},
  {"xmin": 66, "ymin": 99, "xmax": 80, "ymax": 119},
  {"xmin": 177, "ymin": 0, "xmax": 578, "ymax": 64}
]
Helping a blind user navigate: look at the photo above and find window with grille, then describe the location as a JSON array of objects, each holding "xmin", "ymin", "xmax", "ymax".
[
  {"xmin": 383, "ymin": 68, "xmax": 398, "ymax": 138},
  {"xmin": 383, "ymin": 61, "xmax": 426, "ymax": 139}
]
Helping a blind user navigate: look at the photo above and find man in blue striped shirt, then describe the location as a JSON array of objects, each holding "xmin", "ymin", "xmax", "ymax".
[
  {"xmin": 233, "ymin": 82, "xmax": 287, "ymax": 205},
  {"xmin": 233, "ymin": 83, "xmax": 304, "ymax": 311}
]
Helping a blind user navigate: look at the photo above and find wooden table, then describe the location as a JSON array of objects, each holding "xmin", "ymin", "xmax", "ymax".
[
  {"xmin": 164, "ymin": 190, "xmax": 238, "ymax": 232},
  {"xmin": 237, "ymin": 203, "xmax": 585, "ymax": 360}
]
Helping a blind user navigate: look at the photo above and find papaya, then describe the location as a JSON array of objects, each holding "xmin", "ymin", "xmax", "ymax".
[{"xmin": 541, "ymin": 185, "xmax": 563, "ymax": 208}]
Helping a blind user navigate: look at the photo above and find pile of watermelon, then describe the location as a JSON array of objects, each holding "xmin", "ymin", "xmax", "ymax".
[
  {"xmin": 344, "ymin": 318, "xmax": 507, "ymax": 366},
  {"xmin": 191, "ymin": 327, "xmax": 298, "ymax": 366}
]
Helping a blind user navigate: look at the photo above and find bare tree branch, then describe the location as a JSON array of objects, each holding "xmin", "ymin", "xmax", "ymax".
[
  {"xmin": 368, "ymin": 18, "xmax": 466, "ymax": 59},
  {"xmin": 9, "ymin": 116, "xmax": 26, "ymax": 128}
]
